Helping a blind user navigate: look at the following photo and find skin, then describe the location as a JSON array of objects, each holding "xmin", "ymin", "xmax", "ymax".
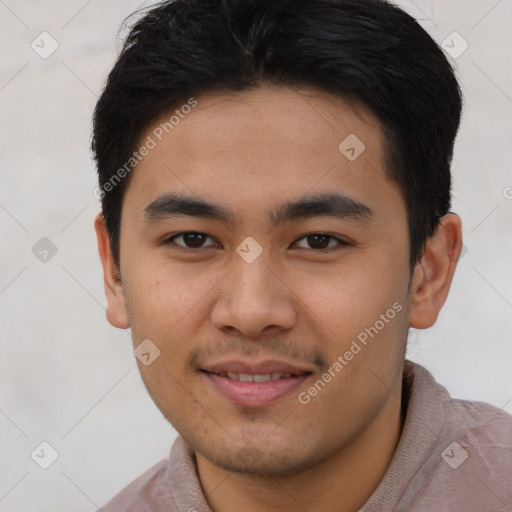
[{"xmin": 95, "ymin": 84, "xmax": 462, "ymax": 512}]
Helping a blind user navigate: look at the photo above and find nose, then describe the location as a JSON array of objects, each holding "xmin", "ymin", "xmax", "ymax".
[{"xmin": 210, "ymin": 253, "xmax": 297, "ymax": 339}]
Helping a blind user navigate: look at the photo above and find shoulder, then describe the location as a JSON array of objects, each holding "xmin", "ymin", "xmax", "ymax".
[
  {"xmin": 95, "ymin": 436, "xmax": 207, "ymax": 512},
  {"xmin": 422, "ymin": 397, "xmax": 512, "ymax": 511},
  {"xmin": 406, "ymin": 361, "xmax": 511, "ymax": 444},
  {"xmin": 397, "ymin": 362, "xmax": 512, "ymax": 511},
  {"xmin": 453, "ymin": 395, "xmax": 512, "ymax": 427},
  {"xmin": 97, "ymin": 459, "xmax": 175, "ymax": 512},
  {"xmin": 449, "ymin": 396, "xmax": 512, "ymax": 465}
]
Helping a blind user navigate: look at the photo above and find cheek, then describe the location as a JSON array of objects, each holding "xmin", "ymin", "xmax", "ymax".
[
  {"xmin": 124, "ymin": 259, "xmax": 205, "ymax": 333},
  {"xmin": 303, "ymin": 271, "xmax": 409, "ymax": 409},
  {"xmin": 291, "ymin": 257, "xmax": 405, "ymax": 344},
  {"xmin": 307, "ymin": 305, "xmax": 407, "ymax": 418},
  {"xmin": 123, "ymin": 261, "xmax": 220, "ymax": 387}
]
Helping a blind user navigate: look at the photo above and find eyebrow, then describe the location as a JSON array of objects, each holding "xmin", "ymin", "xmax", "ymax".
[{"xmin": 143, "ymin": 192, "xmax": 373, "ymax": 226}]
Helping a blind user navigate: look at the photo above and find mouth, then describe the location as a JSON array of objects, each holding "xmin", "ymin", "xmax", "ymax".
[
  {"xmin": 200, "ymin": 360, "xmax": 313, "ymax": 407},
  {"xmin": 208, "ymin": 371, "xmax": 298, "ymax": 382}
]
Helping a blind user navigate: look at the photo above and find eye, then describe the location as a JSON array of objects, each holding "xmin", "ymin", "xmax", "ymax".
[
  {"xmin": 163, "ymin": 232, "xmax": 348, "ymax": 252},
  {"xmin": 165, "ymin": 231, "xmax": 219, "ymax": 250},
  {"xmin": 293, "ymin": 234, "xmax": 347, "ymax": 251}
]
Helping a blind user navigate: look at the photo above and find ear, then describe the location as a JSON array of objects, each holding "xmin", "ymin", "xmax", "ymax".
[
  {"xmin": 408, "ymin": 213, "xmax": 463, "ymax": 329},
  {"xmin": 94, "ymin": 213, "xmax": 130, "ymax": 329}
]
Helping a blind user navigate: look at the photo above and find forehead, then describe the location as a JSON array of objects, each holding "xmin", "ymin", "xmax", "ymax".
[
  {"xmin": 160, "ymin": 85, "xmax": 384, "ymax": 165},
  {"xmin": 122, "ymin": 85, "xmax": 403, "ymax": 225}
]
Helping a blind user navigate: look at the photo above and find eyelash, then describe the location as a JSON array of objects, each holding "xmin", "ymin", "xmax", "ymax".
[{"xmin": 163, "ymin": 231, "xmax": 348, "ymax": 252}]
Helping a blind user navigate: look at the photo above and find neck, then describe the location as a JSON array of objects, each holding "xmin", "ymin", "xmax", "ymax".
[{"xmin": 196, "ymin": 378, "xmax": 405, "ymax": 512}]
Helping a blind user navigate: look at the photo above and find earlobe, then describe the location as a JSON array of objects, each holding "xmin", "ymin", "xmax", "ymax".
[
  {"xmin": 408, "ymin": 213, "xmax": 463, "ymax": 329},
  {"xmin": 94, "ymin": 214, "xmax": 131, "ymax": 329}
]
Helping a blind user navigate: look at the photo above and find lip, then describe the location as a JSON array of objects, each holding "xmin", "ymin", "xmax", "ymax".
[
  {"xmin": 201, "ymin": 359, "xmax": 312, "ymax": 407},
  {"xmin": 203, "ymin": 372, "xmax": 310, "ymax": 407}
]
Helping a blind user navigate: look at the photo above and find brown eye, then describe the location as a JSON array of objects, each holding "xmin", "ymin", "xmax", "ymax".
[
  {"xmin": 293, "ymin": 234, "xmax": 346, "ymax": 251},
  {"xmin": 166, "ymin": 232, "xmax": 218, "ymax": 249}
]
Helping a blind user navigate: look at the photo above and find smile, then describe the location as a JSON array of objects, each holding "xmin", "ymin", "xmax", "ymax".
[
  {"xmin": 214, "ymin": 372, "xmax": 294, "ymax": 382},
  {"xmin": 201, "ymin": 368, "xmax": 311, "ymax": 407}
]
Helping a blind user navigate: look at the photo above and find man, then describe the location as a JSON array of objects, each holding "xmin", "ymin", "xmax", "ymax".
[{"xmin": 92, "ymin": 0, "xmax": 512, "ymax": 510}]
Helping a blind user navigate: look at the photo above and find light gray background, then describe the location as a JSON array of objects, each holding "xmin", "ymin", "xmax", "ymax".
[{"xmin": 1, "ymin": 0, "xmax": 511, "ymax": 510}]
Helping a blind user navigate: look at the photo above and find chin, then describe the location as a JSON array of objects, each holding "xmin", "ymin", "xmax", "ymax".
[{"xmin": 192, "ymin": 436, "xmax": 327, "ymax": 478}]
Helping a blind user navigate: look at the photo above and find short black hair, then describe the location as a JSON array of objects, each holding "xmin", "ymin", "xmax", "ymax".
[{"xmin": 92, "ymin": 0, "xmax": 463, "ymax": 270}]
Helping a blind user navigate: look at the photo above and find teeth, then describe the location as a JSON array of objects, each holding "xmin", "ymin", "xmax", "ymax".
[
  {"xmin": 219, "ymin": 372, "xmax": 294, "ymax": 382},
  {"xmin": 253, "ymin": 374, "xmax": 272, "ymax": 382},
  {"xmin": 273, "ymin": 373, "xmax": 292, "ymax": 380}
]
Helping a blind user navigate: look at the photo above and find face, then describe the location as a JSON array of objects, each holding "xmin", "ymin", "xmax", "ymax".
[{"xmin": 102, "ymin": 85, "xmax": 416, "ymax": 476}]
